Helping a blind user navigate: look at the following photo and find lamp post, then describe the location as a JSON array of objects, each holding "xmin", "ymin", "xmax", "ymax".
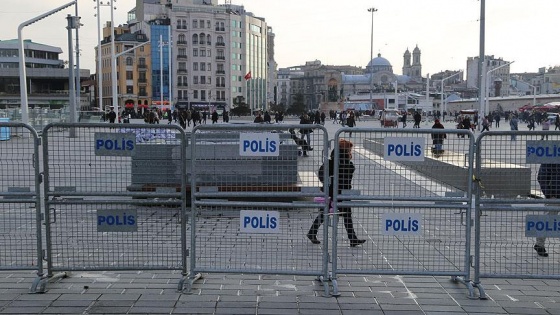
[
  {"xmin": 484, "ymin": 61, "xmax": 514, "ymax": 118},
  {"xmin": 95, "ymin": 0, "xmax": 111, "ymax": 111},
  {"xmin": 18, "ymin": 1, "xmax": 77, "ymax": 125},
  {"xmin": 526, "ymin": 82, "xmax": 537, "ymax": 107},
  {"xmin": 109, "ymin": 0, "xmax": 119, "ymax": 119},
  {"xmin": 440, "ymin": 70, "xmax": 463, "ymax": 117},
  {"xmin": 367, "ymin": 7, "xmax": 377, "ymax": 110}
]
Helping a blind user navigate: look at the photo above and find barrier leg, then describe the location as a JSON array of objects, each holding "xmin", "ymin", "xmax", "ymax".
[
  {"xmin": 472, "ymin": 281, "xmax": 487, "ymax": 300},
  {"xmin": 182, "ymin": 272, "xmax": 203, "ymax": 294},
  {"xmin": 451, "ymin": 276, "xmax": 477, "ymax": 299}
]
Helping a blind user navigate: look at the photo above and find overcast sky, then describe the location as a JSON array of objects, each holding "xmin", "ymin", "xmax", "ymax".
[{"xmin": 1, "ymin": 0, "xmax": 558, "ymax": 76}]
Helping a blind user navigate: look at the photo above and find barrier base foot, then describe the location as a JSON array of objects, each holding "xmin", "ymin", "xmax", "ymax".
[
  {"xmin": 315, "ymin": 275, "xmax": 331, "ymax": 297},
  {"xmin": 29, "ymin": 276, "xmax": 48, "ymax": 294},
  {"xmin": 473, "ymin": 282, "xmax": 487, "ymax": 300},
  {"xmin": 451, "ymin": 276, "xmax": 477, "ymax": 300},
  {"xmin": 330, "ymin": 278, "xmax": 340, "ymax": 297},
  {"xmin": 182, "ymin": 273, "xmax": 203, "ymax": 294}
]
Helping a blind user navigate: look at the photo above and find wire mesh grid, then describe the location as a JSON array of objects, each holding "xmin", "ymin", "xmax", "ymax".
[
  {"xmin": 332, "ymin": 128, "xmax": 473, "ymax": 276},
  {"xmin": 0, "ymin": 125, "xmax": 41, "ymax": 271},
  {"xmin": 42, "ymin": 124, "xmax": 186, "ymax": 272},
  {"xmin": 190, "ymin": 124, "xmax": 328, "ymax": 275},
  {"xmin": 47, "ymin": 203, "xmax": 184, "ymax": 271},
  {"xmin": 476, "ymin": 131, "xmax": 560, "ymax": 278}
]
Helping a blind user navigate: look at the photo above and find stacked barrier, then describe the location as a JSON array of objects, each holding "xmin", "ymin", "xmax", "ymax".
[
  {"xmin": 0, "ymin": 123, "xmax": 43, "ymax": 292},
  {"xmin": 41, "ymin": 123, "xmax": 188, "ymax": 290},
  {"xmin": 330, "ymin": 128, "xmax": 476, "ymax": 298},
  {"xmin": 474, "ymin": 131, "xmax": 560, "ymax": 299}
]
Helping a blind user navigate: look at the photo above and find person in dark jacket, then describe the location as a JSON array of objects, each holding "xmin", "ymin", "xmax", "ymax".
[
  {"xmin": 307, "ymin": 139, "xmax": 366, "ymax": 247},
  {"xmin": 431, "ymin": 119, "xmax": 446, "ymax": 155},
  {"xmin": 534, "ymin": 163, "xmax": 560, "ymax": 257}
]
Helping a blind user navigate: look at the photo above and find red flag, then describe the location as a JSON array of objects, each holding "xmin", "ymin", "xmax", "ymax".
[{"xmin": 244, "ymin": 71, "xmax": 252, "ymax": 80}]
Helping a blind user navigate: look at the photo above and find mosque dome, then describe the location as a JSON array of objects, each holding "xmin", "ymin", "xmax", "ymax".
[{"xmin": 367, "ymin": 53, "xmax": 392, "ymax": 68}]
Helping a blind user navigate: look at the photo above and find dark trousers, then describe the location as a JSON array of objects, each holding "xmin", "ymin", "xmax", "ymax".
[{"xmin": 308, "ymin": 207, "xmax": 358, "ymax": 241}]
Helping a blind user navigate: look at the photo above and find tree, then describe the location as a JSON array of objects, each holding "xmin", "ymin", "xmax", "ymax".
[
  {"xmin": 287, "ymin": 93, "xmax": 306, "ymax": 115},
  {"xmin": 230, "ymin": 96, "xmax": 251, "ymax": 116},
  {"xmin": 268, "ymin": 102, "xmax": 286, "ymax": 114}
]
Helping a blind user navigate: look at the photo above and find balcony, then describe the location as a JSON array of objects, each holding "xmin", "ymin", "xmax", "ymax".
[
  {"xmin": 177, "ymin": 69, "xmax": 188, "ymax": 74},
  {"xmin": 215, "ymin": 42, "xmax": 225, "ymax": 47},
  {"xmin": 215, "ymin": 83, "xmax": 225, "ymax": 88},
  {"xmin": 137, "ymin": 64, "xmax": 147, "ymax": 69},
  {"xmin": 177, "ymin": 82, "xmax": 188, "ymax": 87},
  {"xmin": 192, "ymin": 41, "xmax": 198, "ymax": 45},
  {"xmin": 138, "ymin": 92, "xmax": 148, "ymax": 97},
  {"xmin": 215, "ymin": 56, "xmax": 225, "ymax": 61},
  {"xmin": 177, "ymin": 55, "xmax": 188, "ymax": 60},
  {"xmin": 215, "ymin": 27, "xmax": 225, "ymax": 32},
  {"xmin": 176, "ymin": 40, "xmax": 187, "ymax": 45},
  {"xmin": 138, "ymin": 78, "xmax": 147, "ymax": 84},
  {"xmin": 215, "ymin": 70, "xmax": 226, "ymax": 75}
]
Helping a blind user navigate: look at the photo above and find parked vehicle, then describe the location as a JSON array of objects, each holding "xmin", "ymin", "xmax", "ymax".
[{"xmin": 380, "ymin": 109, "xmax": 400, "ymax": 128}]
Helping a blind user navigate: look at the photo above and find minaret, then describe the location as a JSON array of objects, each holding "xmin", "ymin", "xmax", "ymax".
[
  {"xmin": 411, "ymin": 45, "xmax": 422, "ymax": 79},
  {"xmin": 402, "ymin": 48, "xmax": 411, "ymax": 76}
]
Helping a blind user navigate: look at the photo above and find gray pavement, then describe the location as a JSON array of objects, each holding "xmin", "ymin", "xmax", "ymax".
[{"xmin": 2, "ymin": 116, "xmax": 560, "ymax": 315}]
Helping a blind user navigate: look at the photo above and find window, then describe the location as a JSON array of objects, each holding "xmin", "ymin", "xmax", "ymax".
[
  {"xmin": 207, "ymin": 49, "xmax": 211, "ymax": 57},
  {"xmin": 201, "ymin": 90, "xmax": 206, "ymax": 101},
  {"xmin": 200, "ymin": 50, "xmax": 206, "ymax": 57},
  {"xmin": 193, "ymin": 90, "xmax": 198, "ymax": 99},
  {"xmin": 193, "ymin": 76, "xmax": 198, "ymax": 84},
  {"xmin": 206, "ymin": 20, "xmax": 211, "ymax": 29},
  {"xmin": 200, "ymin": 63, "xmax": 206, "ymax": 71},
  {"xmin": 206, "ymin": 34, "xmax": 211, "ymax": 45},
  {"xmin": 139, "ymin": 58, "xmax": 146, "ymax": 66},
  {"xmin": 199, "ymin": 33, "xmax": 205, "ymax": 44},
  {"xmin": 193, "ymin": 48, "xmax": 198, "ymax": 57},
  {"xmin": 178, "ymin": 48, "xmax": 186, "ymax": 56},
  {"xmin": 193, "ymin": 62, "xmax": 198, "ymax": 71},
  {"xmin": 126, "ymin": 86, "xmax": 133, "ymax": 94},
  {"xmin": 207, "ymin": 63, "xmax": 211, "ymax": 71},
  {"xmin": 200, "ymin": 76, "xmax": 206, "ymax": 84},
  {"xmin": 193, "ymin": 20, "xmax": 198, "ymax": 28},
  {"xmin": 178, "ymin": 34, "xmax": 186, "ymax": 43},
  {"xmin": 126, "ymin": 71, "xmax": 133, "ymax": 80}
]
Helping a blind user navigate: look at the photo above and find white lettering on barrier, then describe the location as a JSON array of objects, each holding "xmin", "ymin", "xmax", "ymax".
[
  {"xmin": 384, "ymin": 137, "xmax": 424, "ymax": 162},
  {"xmin": 240, "ymin": 210, "xmax": 280, "ymax": 234},
  {"xmin": 94, "ymin": 132, "xmax": 136, "ymax": 157},
  {"xmin": 381, "ymin": 213, "xmax": 422, "ymax": 236},
  {"xmin": 239, "ymin": 133, "xmax": 280, "ymax": 157}
]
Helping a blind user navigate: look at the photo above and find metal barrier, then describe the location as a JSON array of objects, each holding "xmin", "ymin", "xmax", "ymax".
[
  {"xmin": 185, "ymin": 124, "xmax": 332, "ymax": 295},
  {"xmin": 42, "ymin": 123, "xmax": 188, "ymax": 290},
  {"xmin": 330, "ymin": 128, "xmax": 477, "ymax": 298},
  {"xmin": 474, "ymin": 130, "xmax": 560, "ymax": 299},
  {"xmin": 0, "ymin": 123, "xmax": 44, "ymax": 292}
]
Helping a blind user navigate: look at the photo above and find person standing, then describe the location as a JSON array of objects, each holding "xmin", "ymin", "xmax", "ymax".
[
  {"xmin": 481, "ymin": 116, "xmax": 490, "ymax": 132},
  {"xmin": 107, "ymin": 108, "xmax": 117, "ymax": 123},
  {"xmin": 299, "ymin": 113, "xmax": 313, "ymax": 148},
  {"xmin": 346, "ymin": 112, "xmax": 356, "ymax": 137},
  {"xmin": 401, "ymin": 112, "xmax": 408, "ymax": 128},
  {"xmin": 541, "ymin": 119, "xmax": 551, "ymax": 140},
  {"xmin": 494, "ymin": 113, "xmax": 501, "ymax": 128},
  {"xmin": 307, "ymin": 139, "xmax": 366, "ymax": 247},
  {"xmin": 211, "ymin": 110, "xmax": 219, "ymax": 124},
  {"xmin": 509, "ymin": 114, "xmax": 519, "ymax": 141},
  {"xmin": 413, "ymin": 111, "xmax": 422, "ymax": 128},
  {"xmin": 431, "ymin": 119, "xmax": 446, "ymax": 155},
  {"xmin": 534, "ymin": 163, "xmax": 560, "ymax": 257}
]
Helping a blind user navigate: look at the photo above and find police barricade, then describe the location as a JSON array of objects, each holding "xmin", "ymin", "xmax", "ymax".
[
  {"xmin": 184, "ymin": 124, "xmax": 332, "ymax": 295},
  {"xmin": 474, "ymin": 130, "xmax": 560, "ymax": 299},
  {"xmin": 0, "ymin": 123, "xmax": 44, "ymax": 292},
  {"xmin": 330, "ymin": 127, "xmax": 477, "ymax": 298},
  {"xmin": 42, "ymin": 123, "xmax": 188, "ymax": 290}
]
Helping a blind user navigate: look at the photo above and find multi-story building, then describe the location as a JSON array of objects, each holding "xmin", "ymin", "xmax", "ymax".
[
  {"xmin": 466, "ymin": 55, "xmax": 512, "ymax": 97},
  {"xmin": 124, "ymin": 0, "xmax": 273, "ymax": 113},
  {"xmin": 0, "ymin": 39, "xmax": 90, "ymax": 118},
  {"xmin": 98, "ymin": 23, "xmax": 151, "ymax": 116}
]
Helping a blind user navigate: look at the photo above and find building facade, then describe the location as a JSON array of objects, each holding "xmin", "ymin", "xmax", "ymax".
[
  {"xmin": 0, "ymin": 39, "xmax": 90, "ymax": 116},
  {"xmin": 121, "ymin": 0, "xmax": 273, "ymax": 113}
]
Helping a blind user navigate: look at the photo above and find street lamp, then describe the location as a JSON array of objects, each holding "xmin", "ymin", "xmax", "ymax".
[
  {"xmin": 18, "ymin": 1, "xmax": 77, "ymax": 125},
  {"xmin": 440, "ymin": 70, "xmax": 463, "ymax": 117},
  {"xmin": 367, "ymin": 7, "xmax": 377, "ymax": 110},
  {"xmin": 94, "ymin": 0, "xmax": 112, "ymax": 112},
  {"xmin": 484, "ymin": 61, "xmax": 514, "ymax": 118},
  {"xmin": 525, "ymin": 82, "xmax": 537, "ymax": 107}
]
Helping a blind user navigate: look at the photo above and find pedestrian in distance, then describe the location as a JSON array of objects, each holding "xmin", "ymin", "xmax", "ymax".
[
  {"xmin": 509, "ymin": 114, "xmax": 519, "ymax": 141},
  {"xmin": 107, "ymin": 107, "xmax": 117, "ymax": 123},
  {"xmin": 541, "ymin": 119, "xmax": 550, "ymax": 140},
  {"xmin": 307, "ymin": 139, "xmax": 366, "ymax": 247},
  {"xmin": 431, "ymin": 119, "xmax": 446, "ymax": 155},
  {"xmin": 413, "ymin": 111, "xmax": 422, "ymax": 128},
  {"xmin": 481, "ymin": 116, "xmax": 490, "ymax": 132},
  {"xmin": 346, "ymin": 111, "xmax": 356, "ymax": 137},
  {"xmin": 534, "ymin": 163, "xmax": 560, "ymax": 257}
]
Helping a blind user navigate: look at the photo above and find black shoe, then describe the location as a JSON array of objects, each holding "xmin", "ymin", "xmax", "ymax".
[
  {"xmin": 308, "ymin": 147, "xmax": 313, "ymax": 151},
  {"xmin": 350, "ymin": 239, "xmax": 366, "ymax": 247},
  {"xmin": 534, "ymin": 244, "xmax": 548, "ymax": 257},
  {"xmin": 307, "ymin": 233, "xmax": 320, "ymax": 244}
]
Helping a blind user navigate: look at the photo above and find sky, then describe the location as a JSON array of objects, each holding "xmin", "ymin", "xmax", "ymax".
[{"xmin": 1, "ymin": 0, "xmax": 558, "ymax": 76}]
